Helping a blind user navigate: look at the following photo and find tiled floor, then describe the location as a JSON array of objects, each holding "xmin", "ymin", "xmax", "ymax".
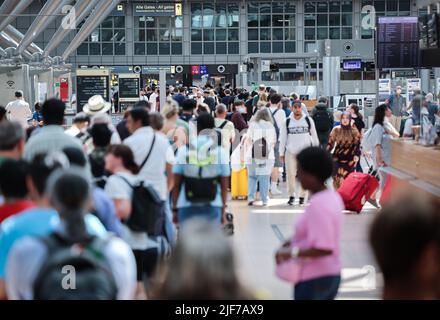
[{"xmin": 229, "ymin": 184, "xmax": 383, "ymax": 300}]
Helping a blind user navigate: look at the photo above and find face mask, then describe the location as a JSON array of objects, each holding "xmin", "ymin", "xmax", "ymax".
[{"xmin": 239, "ymin": 107, "xmax": 246, "ymax": 113}]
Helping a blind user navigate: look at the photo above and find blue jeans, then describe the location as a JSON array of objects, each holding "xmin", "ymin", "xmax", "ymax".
[
  {"xmin": 294, "ymin": 275, "xmax": 341, "ymax": 300},
  {"xmin": 248, "ymin": 174, "xmax": 270, "ymax": 203},
  {"xmin": 178, "ymin": 205, "xmax": 222, "ymax": 225}
]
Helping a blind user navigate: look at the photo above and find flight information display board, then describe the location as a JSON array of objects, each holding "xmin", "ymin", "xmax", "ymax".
[
  {"xmin": 376, "ymin": 16, "xmax": 419, "ymax": 68},
  {"xmin": 119, "ymin": 77, "xmax": 140, "ymax": 99},
  {"xmin": 76, "ymin": 69, "xmax": 110, "ymax": 112}
]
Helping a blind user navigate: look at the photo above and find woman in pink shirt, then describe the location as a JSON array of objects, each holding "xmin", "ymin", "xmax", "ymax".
[{"xmin": 276, "ymin": 147, "xmax": 344, "ymax": 300}]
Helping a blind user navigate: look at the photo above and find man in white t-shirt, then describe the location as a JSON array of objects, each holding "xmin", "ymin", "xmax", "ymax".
[
  {"xmin": 5, "ymin": 91, "xmax": 31, "ymax": 128},
  {"xmin": 123, "ymin": 108, "xmax": 175, "ymax": 201},
  {"xmin": 149, "ymin": 88, "xmax": 159, "ymax": 112},
  {"xmin": 214, "ymin": 104, "xmax": 235, "ymax": 154},
  {"xmin": 268, "ymin": 93, "xmax": 286, "ymax": 195}
]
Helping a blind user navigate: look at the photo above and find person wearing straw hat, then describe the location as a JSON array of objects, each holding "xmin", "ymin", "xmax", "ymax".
[{"xmin": 83, "ymin": 95, "xmax": 112, "ymax": 115}]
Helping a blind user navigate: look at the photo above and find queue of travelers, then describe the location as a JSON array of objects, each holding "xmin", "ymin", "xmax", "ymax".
[{"xmin": 0, "ymin": 82, "xmax": 439, "ymax": 302}]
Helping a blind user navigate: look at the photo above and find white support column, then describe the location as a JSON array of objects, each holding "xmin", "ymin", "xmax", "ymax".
[{"xmin": 159, "ymin": 70, "xmax": 166, "ymax": 110}]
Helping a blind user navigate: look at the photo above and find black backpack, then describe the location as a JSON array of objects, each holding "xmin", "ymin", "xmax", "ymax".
[
  {"xmin": 252, "ymin": 137, "xmax": 269, "ymax": 161},
  {"xmin": 215, "ymin": 120, "xmax": 228, "ymax": 146},
  {"xmin": 313, "ymin": 109, "xmax": 332, "ymax": 133},
  {"xmin": 118, "ymin": 135, "xmax": 165, "ymax": 235},
  {"xmin": 33, "ymin": 233, "xmax": 117, "ymax": 300}
]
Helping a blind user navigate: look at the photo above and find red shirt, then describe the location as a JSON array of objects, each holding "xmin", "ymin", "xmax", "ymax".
[{"xmin": 0, "ymin": 200, "xmax": 35, "ymax": 223}]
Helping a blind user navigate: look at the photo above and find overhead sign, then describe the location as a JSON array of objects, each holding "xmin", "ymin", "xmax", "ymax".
[
  {"xmin": 133, "ymin": 3, "xmax": 182, "ymax": 16},
  {"xmin": 118, "ymin": 74, "xmax": 140, "ymax": 102},
  {"xmin": 200, "ymin": 65, "xmax": 208, "ymax": 75},
  {"xmin": 343, "ymin": 59, "xmax": 362, "ymax": 70},
  {"xmin": 191, "ymin": 65, "xmax": 200, "ymax": 75},
  {"xmin": 111, "ymin": 3, "xmax": 125, "ymax": 16},
  {"xmin": 378, "ymin": 78, "xmax": 391, "ymax": 103},
  {"xmin": 76, "ymin": 69, "xmax": 110, "ymax": 113},
  {"xmin": 142, "ymin": 66, "xmax": 172, "ymax": 73}
]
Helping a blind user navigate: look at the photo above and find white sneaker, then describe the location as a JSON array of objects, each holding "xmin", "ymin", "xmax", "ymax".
[{"xmin": 270, "ymin": 184, "xmax": 282, "ymax": 195}]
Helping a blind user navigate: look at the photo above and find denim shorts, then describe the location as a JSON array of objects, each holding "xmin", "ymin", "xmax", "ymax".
[{"xmin": 177, "ymin": 205, "xmax": 222, "ymax": 225}]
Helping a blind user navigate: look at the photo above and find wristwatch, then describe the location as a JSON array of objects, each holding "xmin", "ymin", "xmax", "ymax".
[{"xmin": 291, "ymin": 246, "xmax": 300, "ymax": 259}]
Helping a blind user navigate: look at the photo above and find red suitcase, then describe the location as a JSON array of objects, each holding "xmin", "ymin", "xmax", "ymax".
[{"xmin": 338, "ymin": 172, "xmax": 379, "ymax": 213}]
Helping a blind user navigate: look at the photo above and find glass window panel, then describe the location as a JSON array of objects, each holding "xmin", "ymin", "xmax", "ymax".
[
  {"xmin": 260, "ymin": 2, "xmax": 271, "ymax": 14},
  {"xmin": 304, "ymin": 14, "xmax": 316, "ymax": 27},
  {"xmin": 387, "ymin": 12, "xmax": 398, "ymax": 16},
  {"xmin": 341, "ymin": 14, "xmax": 352, "ymax": 26},
  {"xmin": 90, "ymin": 29, "xmax": 100, "ymax": 42},
  {"xmin": 113, "ymin": 29, "xmax": 125, "ymax": 42},
  {"xmin": 286, "ymin": 3, "xmax": 295, "ymax": 13},
  {"xmin": 145, "ymin": 17, "xmax": 156, "ymax": 28},
  {"xmin": 228, "ymin": 14, "xmax": 239, "ymax": 28},
  {"xmin": 191, "ymin": 29, "xmax": 202, "ymax": 41},
  {"xmin": 273, "ymin": 28, "xmax": 284, "ymax": 40},
  {"xmin": 134, "ymin": 43, "xmax": 145, "ymax": 55},
  {"xmin": 172, "ymin": 43, "xmax": 182, "ymax": 55},
  {"xmin": 317, "ymin": 2, "xmax": 328, "ymax": 12},
  {"xmin": 285, "ymin": 28, "xmax": 296, "ymax": 40},
  {"xmin": 115, "ymin": 43, "xmax": 125, "ymax": 55},
  {"xmin": 89, "ymin": 43, "xmax": 100, "ymax": 55},
  {"xmin": 260, "ymin": 42, "xmax": 271, "ymax": 53},
  {"xmin": 341, "ymin": 1, "xmax": 353, "ymax": 12},
  {"xmin": 273, "ymin": 2, "xmax": 284, "ymax": 14},
  {"xmin": 157, "ymin": 17, "xmax": 169, "ymax": 29},
  {"xmin": 204, "ymin": 42, "xmax": 214, "ymax": 54},
  {"xmin": 191, "ymin": 15, "xmax": 202, "ymax": 28},
  {"xmin": 191, "ymin": 3, "xmax": 202, "ymax": 13},
  {"xmin": 260, "ymin": 28, "xmax": 271, "ymax": 40},
  {"xmin": 329, "ymin": 27, "xmax": 340, "ymax": 39},
  {"xmin": 361, "ymin": 28, "xmax": 373, "ymax": 39},
  {"xmin": 329, "ymin": 1, "xmax": 340, "ymax": 12},
  {"xmin": 317, "ymin": 27, "xmax": 328, "ymax": 39},
  {"xmin": 317, "ymin": 14, "xmax": 328, "ymax": 26},
  {"xmin": 191, "ymin": 42, "xmax": 202, "ymax": 54},
  {"xmin": 228, "ymin": 3, "xmax": 239, "ymax": 15},
  {"xmin": 329, "ymin": 14, "xmax": 340, "ymax": 26},
  {"xmin": 77, "ymin": 43, "xmax": 88, "ymax": 55},
  {"xmin": 147, "ymin": 43, "xmax": 157, "ymax": 55},
  {"xmin": 101, "ymin": 17, "xmax": 112, "ymax": 28},
  {"xmin": 399, "ymin": 0, "xmax": 410, "ymax": 11},
  {"xmin": 172, "ymin": 16, "xmax": 183, "ymax": 29},
  {"xmin": 216, "ymin": 3, "xmax": 226, "ymax": 13},
  {"xmin": 228, "ymin": 42, "xmax": 239, "ymax": 54},
  {"xmin": 136, "ymin": 17, "xmax": 145, "ymax": 28},
  {"xmin": 248, "ymin": 3, "xmax": 259, "ymax": 14},
  {"xmin": 387, "ymin": 0, "xmax": 398, "ymax": 12},
  {"xmin": 273, "ymin": 42, "xmax": 283, "ymax": 53},
  {"xmin": 159, "ymin": 42, "xmax": 170, "ymax": 55},
  {"xmin": 171, "ymin": 28, "xmax": 182, "ymax": 41},
  {"xmin": 102, "ymin": 42, "xmax": 113, "ymax": 55},
  {"xmin": 260, "ymin": 15, "xmax": 271, "ymax": 27},
  {"xmin": 399, "ymin": 11, "xmax": 410, "ymax": 16},
  {"xmin": 285, "ymin": 14, "xmax": 296, "ymax": 27},
  {"xmin": 203, "ymin": 29, "xmax": 214, "ymax": 41},
  {"xmin": 159, "ymin": 29, "xmax": 171, "ymax": 41},
  {"xmin": 216, "ymin": 6, "xmax": 227, "ymax": 28},
  {"xmin": 203, "ymin": 4, "xmax": 215, "ymax": 28},
  {"xmin": 341, "ymin": 27, "xmax": 352, "ymax": 39},
  {"xmin": 285, "ymin": 41, "xmax": 296, "ymax": 53},
  {"xmin": 362, "ymin": 0, "xmax": 373, "ymax": 7},
  {"xmin": 248, "ymin": 42, "xmax": 259, "ymax": 53},
  {"xmin": 216, "ymin": 29, "xmax": 227, "ymax": 41},
  {"xmin": 304, "ymin": 41, "xmax": 316, "ymax": 53},
  {"xmin": 374, "ymin": 0, "xmax": 385, "ymax": 12},
  {"xmin": 248, "ymin": 29, "xmax": 258, "ymax": 41},
  {"xmin": 147, "ymin": 29, "xmax": 157, "ymax": 41},
  {"xmin": 114, "ymin": 16, "xmax": 125, "ymax": 28},
  {"xmin": 248, "ymin": 15, "xmax": 258, "ymax": 27},
  {"xmin": 228, "ymin": 29, "xmax": 239, "ymax": 41},
  {"xmin": 216, "ymin": 42, "xmax": 227, "ymax": 54},
  {"xmin": 273, "ymin": 15, "xmax": 284, "ymax": 27},
  {"xmin": 101, "ymin": 29, "xmax": 112, "ymax": 41},
  {"xmin": 305, "ymin": 1, "xmax": 316, "ymax": 13},
  {"xmin": 305, "ymin": 28, "xmax": 315, "ymax": 40}
]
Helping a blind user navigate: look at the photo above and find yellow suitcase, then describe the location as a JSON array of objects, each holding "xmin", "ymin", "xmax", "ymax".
[{"xmin": 231, "ymin": 168, "xmax": 248, "ymax": 200}]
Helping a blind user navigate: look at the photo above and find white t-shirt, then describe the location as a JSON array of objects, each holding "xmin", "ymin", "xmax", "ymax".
[
  {"xmin": 268, "ymin": 106, "xmax": 286, "ymax": 139},
  {"xmin": 105, "ymin": 172, "xmax": 151, "ymax": 250},
  {"xmin": 123, "ymin": 127, "xmax": 174, "ymax": 200},
  {"xmin": 6, "ymin": 99, "xmax": 32, "ymax": 128},
  {"xmin": 214, "ymin": 118, "xmax": 235, "ymax": 154}
]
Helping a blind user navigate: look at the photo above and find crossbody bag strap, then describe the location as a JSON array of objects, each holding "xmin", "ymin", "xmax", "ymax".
[{"xmin": 139, "ymin": 134, "xmax": 156, "ymax": 171}]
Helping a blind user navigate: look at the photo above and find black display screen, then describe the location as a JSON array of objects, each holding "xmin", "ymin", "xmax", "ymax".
[
  {"xmin": 76, "ymin": 75, "xmax": 110, "ymax": 112},
  {"xmin": 376, "ymin": 16, "xmax": 419, "ymax": 68},
  {"xmin": 118, "ymin": 77, "xmax": 140, "ymax": 99}
]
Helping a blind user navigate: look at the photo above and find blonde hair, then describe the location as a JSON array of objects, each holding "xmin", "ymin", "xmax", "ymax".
[
  {"xmin": 161, "ymin": 99, "xmax": 179, "ymax": 119},
  {"xmin": 259, "ymin": 92, "xmax": 268, "ymax": 102},
  {"xmin": 334, "ymin": 110, "xmax": 342, "ymax": 122}
]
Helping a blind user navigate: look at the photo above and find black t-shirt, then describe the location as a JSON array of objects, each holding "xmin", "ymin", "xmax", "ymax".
[
  {"xmin": 116, "ymin": 119, "xmax": 131, "ymax": 141},
  {"xmin": 353, "ymin": 117, "xmax": 365, "ymax": 133}
]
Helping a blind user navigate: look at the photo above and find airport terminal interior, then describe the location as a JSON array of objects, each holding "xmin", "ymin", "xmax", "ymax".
[{"xmin": 0, "ymin": 0, "xmax": 439, "ymax": 302}]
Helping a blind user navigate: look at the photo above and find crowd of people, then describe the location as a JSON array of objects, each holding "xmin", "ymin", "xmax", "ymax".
[{"xmin": 0, "ymin": 82, "xmax": 439, "ymax": 300}]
